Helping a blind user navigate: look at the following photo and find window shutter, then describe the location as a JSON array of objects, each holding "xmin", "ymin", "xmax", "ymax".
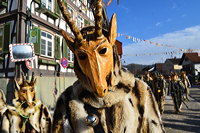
[
  {"xmin": 3, "ymin": 23, "xmax": 11, "ymax": 53},
  {"xmin": 62, "ymin": 39, "xmax": 68, "ymax": 58},
  {"xmin": 54, "ymin": 35, "xmax": 61, "ymax": 59},
  {"xmin": 54, "ymin": 0, "xmax": 60, "ymax": 16},
  {"xmin": 0, "ymin": 36, "xmax": 3, "ymax": 51},
  {"xmin": 29, "ymin": 27, "xmax": 41, "ymax": 55}
]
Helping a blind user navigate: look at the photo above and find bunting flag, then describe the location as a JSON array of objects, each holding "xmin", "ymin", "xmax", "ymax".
[
  {"xmin": 124, "ymin": 49, "xmax": 200, "ymax": 57},
  {"xmin": 106, "ymin": 0, "xmax": 113, "ymax": 6},
  {"xmin": 117, "ymin": 33, "xmax": 200, "ymax": 52}
]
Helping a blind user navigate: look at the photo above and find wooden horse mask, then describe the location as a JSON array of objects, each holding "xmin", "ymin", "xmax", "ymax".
[
  {"xmin": 14, "ymin": 73, "xmax": 36, "ymax": 106},
  {"xmin": 57, "ymin": 0, "xmax": 117, "ymax": 97}
]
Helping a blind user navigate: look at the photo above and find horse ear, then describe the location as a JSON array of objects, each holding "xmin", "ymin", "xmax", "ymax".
[
  {"xmin": 14, "ymin": 79, "xmax": 20, "ymax": 90},
  {"xmin": 108, "ymin": 14, "xmax": 117, "ymax": 46},
  {"xmin": 60, "ymin": 29, "xmax": 75, "ymax": 53},
  {"xmin": 33, "ymin": 78, "xmax": 37, "ymax": 87}
]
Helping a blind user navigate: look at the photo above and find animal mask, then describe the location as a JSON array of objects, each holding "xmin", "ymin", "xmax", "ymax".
[
  {"xmin": 57, "ymin": 0, "xmax": 117, "ymax": 97},
  {"xmin": 14, "ymin": 73, "xmax": 36, "ymax": 106}
]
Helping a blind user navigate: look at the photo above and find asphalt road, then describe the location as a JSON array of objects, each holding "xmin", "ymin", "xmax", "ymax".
[{"xmin": 162, "ymin": 86, "xmax": 200, "ymax": 133}]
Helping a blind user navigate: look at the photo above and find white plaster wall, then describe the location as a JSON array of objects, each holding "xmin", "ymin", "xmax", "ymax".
[
  {"xmin": 48, "ymin": 66, "xmax": 55, "ymax": 71},
  {"xmin": 194, "ymin": 64, "xmax": 200, "ymax": 75},
  {"xmin": 59, "ymin": 19, "xmax": 66, "ymax": 30},
  {"xmin": 39, "ymin": 64, "xmax": 47, "ymax": 70}
]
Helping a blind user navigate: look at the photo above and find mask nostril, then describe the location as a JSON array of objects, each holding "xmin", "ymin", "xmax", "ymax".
[{"xmin": 103, "ymin": 89, "xmax": 106, "ymax": 93}]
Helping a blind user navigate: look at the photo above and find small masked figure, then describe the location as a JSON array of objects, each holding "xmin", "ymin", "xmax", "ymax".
[
  {"xmin": 1, "ymin": 73, "xmax": 51, "ymax": 133},
  {"xmin": 180, "ymin": 71, "xmax": 191, "ymax": 100},
  {"xmin": 0, "ymin": 89, "xmax": 7, "ymax": 127},
  {"xmin": 144, "ymin": 72, "xmax": 153, "ymax": 91},
  {"xmin": 151, "ymin": 73, "xmax": 166, "ymax": 114},
  {"xmin": 170, "ymin": 73, "xmax": 185, "ymax": 113}
]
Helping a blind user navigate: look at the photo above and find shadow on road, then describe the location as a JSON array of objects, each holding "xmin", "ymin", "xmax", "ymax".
[{"xmin": 162, "ymin": 90, "xmax": 200, "ymax": 133}]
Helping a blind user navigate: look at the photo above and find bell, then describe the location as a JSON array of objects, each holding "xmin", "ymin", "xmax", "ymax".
[{"xmin": 86, "ymin": 114, "xmax": 99, "ymax": 127}]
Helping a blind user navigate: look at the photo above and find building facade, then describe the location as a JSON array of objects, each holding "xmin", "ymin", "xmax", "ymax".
[
  {"xmin": 179, "ymin": 52, "xmax": 200, "ymax": 84},
  {"xmin": 0, "ymin": 0, "xmax": 97, "ymax": 107},
  {"xmin": 162, "ymin": 58, "xmax": 182, "ymax": 76}
]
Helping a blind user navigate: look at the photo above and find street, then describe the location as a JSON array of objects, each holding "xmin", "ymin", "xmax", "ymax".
[{"xmin": 162, "ymin": 86, "xmax": 200, "ymax": 133}]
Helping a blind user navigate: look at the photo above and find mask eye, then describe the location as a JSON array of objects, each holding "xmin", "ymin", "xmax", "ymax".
[
  {"xmin": 78, "ymin": 53, "xmax": 87, "ymax": 60},
  {"xmin": 30, "ymin": 88, "xmax": 34, "ymax": 92},
  {"xmin": 21, "ymin": 89, "xmax": 26, "ymax": 93},
  {"xmin": 99, "ymin": 48, "xmax": 107, "ymax": 55}
]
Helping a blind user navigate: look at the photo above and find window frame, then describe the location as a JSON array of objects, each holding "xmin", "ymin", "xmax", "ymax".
[
  {"xmin": 41, "ymin": 0, "xmax": 53, "ymax": 12},
  {"xmin": 77, "ymin": 15, "xmax": 84, "ymax": 29},
  {"xmin": 41, "ymin": 30, "xmax": 54, "ymax": 58},
  {"xmin": 0, "ymin": 25, "xmax": 4, "ymax": 52},
  {"xmin": 67, "ymin": 47, "xmax": 74, "ymax": 62},
  {"xmin": 66, "ymin": 6, "xmax": 74, "ymax": 34}
]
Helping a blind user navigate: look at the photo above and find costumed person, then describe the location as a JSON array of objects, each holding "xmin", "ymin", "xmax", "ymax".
[
  {"xmin": 1, "ymin": 73, "xmax": 52, "ymax": 133},
  {"xmin": 52, "ymin": 0, "xmax": 165, "ymax": 133},
  {"xmin": 166, "ymin": 76, "xmax": 172, "ymax": 96},
  {"xmin": 170, "ymin": 73, "xmax": 185, "ymax": 113},
  {"xmin": 0, "ymin": 89, "xmax": 7, "ymax": 127},
  {"xmin": 144, "ymin": 72, "xmax": 153, "ymax": 92},
  {"xmin": 151, "ymin": 73, "xmax": 166, "ymax": 114},
  {"xmin": 180, "ymin": 71, "xmax": 191, "ymax": 100}
]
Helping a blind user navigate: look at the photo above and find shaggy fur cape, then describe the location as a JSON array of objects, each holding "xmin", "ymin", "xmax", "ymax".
[
  {"xmin": 52, "ymin": 68, "xmax": 166, "ymax": 133},
  {"xmin": 1, "ymin": 98, "xmax": 51, "ymax": 133}
]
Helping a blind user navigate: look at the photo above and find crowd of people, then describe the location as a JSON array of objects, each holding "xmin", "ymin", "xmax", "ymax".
[{"xmin": 142, "ymin": 71, "xmax": 191, "ymax": 114}]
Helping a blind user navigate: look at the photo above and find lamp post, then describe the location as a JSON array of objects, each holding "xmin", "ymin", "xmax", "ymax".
[{"xmin": 25, "ymin": 0, "xmax": 34, "ymax": 80}]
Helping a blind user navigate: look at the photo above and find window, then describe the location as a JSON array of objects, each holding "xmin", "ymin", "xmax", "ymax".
[
  {"xmin": 41, "ymin": 31, "xmax": 54, "ymax": 57},
  {"xmin": 41, "ymin": 0, "xmax": 53, "ymax": 11},
  {"xmin": 77, "ymin": 15, "xmax": 84, "ymax": 28},
  {"xmin": 0, "ymin": 26, "xmax": 3, "ymax": 52},
  {"xmin": 66, "ymin": 6, "xmax": 74, "ymax": 34},
  {"xmin": 67, "ymin": 47, "xmax": 74, "ymax": 62},
  {"xmin": 67, "ymin": 6, "xmax": 74, "ymax": 18}
]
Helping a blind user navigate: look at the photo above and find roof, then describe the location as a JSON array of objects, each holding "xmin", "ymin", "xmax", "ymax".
[
  {"xmin": 179, "ymin": 52, "xmax": 200, "ymax": 64},
  {"xmin": 166, "ymin": 58, "xmax": 181, "ymax": 65}
]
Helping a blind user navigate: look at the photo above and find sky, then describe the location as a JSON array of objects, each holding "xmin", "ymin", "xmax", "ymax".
[{"xmin": 105, "ymin": 0, "xmax": 200, "ymax": 65}]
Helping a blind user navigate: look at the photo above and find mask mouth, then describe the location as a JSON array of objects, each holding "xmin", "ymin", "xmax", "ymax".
[{"xmin": 27, "ymin": 102, "xmax": 33, "ymax": 106}]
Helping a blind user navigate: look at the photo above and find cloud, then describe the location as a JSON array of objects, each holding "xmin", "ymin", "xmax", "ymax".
[
  {"xmin": 118, "ymin": 5, "xmax": 129, "ymax": 13},
  {"xmin": 122, "ymin": 25, "xmax": 200, "ymax": 65},
  {"xmin": 181, "ymin": 14, "xmax": 186, "ymax": 18},
  {"xmin": 166, "ymin": 18, "xmax": 171, "ymax": 22},
  {"xmin": 172, "ymin": 2, "xmax": 177, "ymax": 9},
  {"xmin": 155, "ymin": 22, "xmax": 161, "ymax": 27}
]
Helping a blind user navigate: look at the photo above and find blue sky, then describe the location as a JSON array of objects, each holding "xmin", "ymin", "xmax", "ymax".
[{"xmin": 105, "ymin": 0, "xmax": 200, "ymax": 65}]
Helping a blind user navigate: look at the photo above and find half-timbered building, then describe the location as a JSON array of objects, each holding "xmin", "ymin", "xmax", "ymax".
[{"xmin": 0, "ymin": 0, "xmax": 98, "ymax": 107}]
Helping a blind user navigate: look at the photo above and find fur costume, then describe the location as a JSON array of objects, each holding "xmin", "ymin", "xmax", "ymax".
[
  {"xmin": 1, "ymin": 99, "xmax": 51, "ymax": 133},
  {"xmin": 53, "ymin": 69, "xmax": 165, "ymax": 133},
  {"xmin": 1, "ymin": 74, "xmax": 52, "ymax": 133}
]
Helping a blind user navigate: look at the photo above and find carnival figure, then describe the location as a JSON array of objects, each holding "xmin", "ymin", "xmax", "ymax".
[
  {"xmin": 1, "ymin": 73, "xmax": 52, "ymax": 133},
  {"xmin": 144, "ymin": 72, "xmax": 153, "ymax": 91},
  {"xmin": 170, "ymin": 73, "xmax": 185, "ymax": 113},
  {"xmin": 151, "ymin": 73, "xmax": 166, "ymax": 114},
  {"xmin": 166, "ymin": 76, "xmax": 172, "ymax": 96},
  {"xmin": 0, "ymin": 89, "xmax": 7, "ymax": 127},
  {"xmin": 52, "ymin": 0, "xmax": 165, "ymax": 133},
  {"xmin": 180, "ymin": 71, "xmax": 191, "ymax": 100}
]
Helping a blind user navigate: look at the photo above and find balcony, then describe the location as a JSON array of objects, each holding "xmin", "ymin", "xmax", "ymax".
[{"xmin": 36, "ymin": 4, "xmax": 59, "ymax": 20}]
